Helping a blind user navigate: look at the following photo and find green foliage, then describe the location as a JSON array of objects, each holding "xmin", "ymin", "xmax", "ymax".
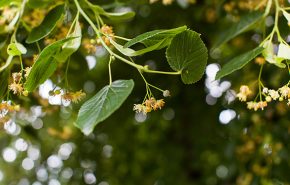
[
  {"xmin": 24, "ymin": 38, "xmax": 73, "ymax": 92},
  {"xmin": 26, "ymin": 4, "xmax": 64, "ymax": 43},
  {"xmin": 124, "ymin": 26, "xmax": 187, "ymax": 48},
  {"xmin": 75, "ymin": 80, "xmax": 134, "ymax": 135},
  {"xmin": 213, "ymin": 11, "xmax": 264, "ymax": 48},
  {"xmin": 0, "ymin": 70, "xmax": 9, "ymax": 101},
  {"xmin": 54, "ymin": 20, "xmax": 82, "ymax": 63},
  {"xmin": 216, "ymin": 47, "xmax": 264, "ymax": 79},
  {"xmin": 166, "ymin": 30, "xmax": 208, "ymax": 84}
]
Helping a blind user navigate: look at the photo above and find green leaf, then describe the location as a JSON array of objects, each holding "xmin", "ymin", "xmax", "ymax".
[
  {"xmin": 7, "ymin": 43, "xmax": 27, "ymax": 56},
  {"xmin": 26, "ymin": 4, "xmax": 64, "ymax": 44},
  {"xmin": 84, "ymin": 0, "xmax": 135, "ymax": 21},
  {"xmin": 110, "ymin": 38, "xmax": 167, "ymax": 56},
  {"xmin": 0, "ymin": 70, "xmax": 9, "ymax": 101},
  {"xmin": 103, "ymin": 12, "xmax": 135, "ymax": 21},
  {"xmin": 124, "ymin": 26, "xmax": 187, "ymax": 48},
  {"xmin": 24, "ymin": 38, "xmax": 73, "ymax": 92},
  {"xmin": 0, "ymin": 0, "xmax": 20, "ymax": 7},
  {"xmin": 213, "ymin": 11, "xmax": 264, "ymax": 48},
  {"xmin": 216, "ymin": 46, "xmax": 264, "ymax": 80},
  {"xmin": 75, "ymin": 80, "xmax": 134, "ymax": 135},
  {"xmin": 166, "ymin": 30, "xmax": 208, "ymax": 84},
  {"xmin": 54, "ymin": 20, "xmax": 82, "ymax": 62}
]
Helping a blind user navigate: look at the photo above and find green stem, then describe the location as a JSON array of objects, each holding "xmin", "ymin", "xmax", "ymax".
[
  {"xmin": 73, "ymin": 0, "xmax": 181, "ymax": 76},
  {"xmin": 108, "ymin": 56, "xmax": 113, "ymax": 85},
  {"xmin": 258, "ymin": 65, "xmax": 264, "ymax": 101}
]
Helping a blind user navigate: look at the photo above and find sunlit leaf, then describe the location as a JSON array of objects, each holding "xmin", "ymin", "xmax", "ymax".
[
  {"xmin": 166, "ymin": 30, "xmax": 208, "ymax": 84},
  {"xmin": 54, "ymin": 20, "xmax": 82, "ymax": 62},
  {"xmin": 216, "ymin": 46, "xmax": 264, "ymax": 80},
  {"xmin": 26, "ymin": 4, "xmax": 64, "ymax": 43},
  {"xmin": 25, "ymin": 38, "xmax": 73, "ymax": 92},
  {"xmin": 75, "ymin": 80, "xmax": 134, "ymax": 135},
  {"xmin": 124, "ymin": 26, "xmax": 187, "ymax": 48},
  {"xmin": 110, "ymin": 38, "xmax": 167, "ymax": 56}
]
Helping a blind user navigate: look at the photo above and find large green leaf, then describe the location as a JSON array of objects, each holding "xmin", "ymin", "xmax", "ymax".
[
  {"xmin": 75, "ymin": 80, "xmax": 134, "ymax": 135},
  {"xmin": 166, "ymin": 30, "xmax": 208, "ymax": 84},
  {"xmin": 124, "ymin": 26, "xmax": 187, "ymax": 48},
  {"xmin": 25, "ymin": 38, "xmax": 73, "ymax": 92},
  {"xmin": 54, "ymin": 20, "xmax": 82, "ymax": 62},
  {"xmin": 213, "ymin": 11, "xmax": 263, "ymax": 48},
  {"xmin": 0, "ymin": 70, "xmax": 9, "ymax": 101},
  {"xmin": 215, "ymin": 46, "xmax": 264, "ymax": 80},
  {"xmin": 26, "ymin": 4, "xmax": 64, "ymax": 44}
]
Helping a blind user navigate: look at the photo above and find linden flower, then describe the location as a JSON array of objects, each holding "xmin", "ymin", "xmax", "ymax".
[
  {"xmin": 268, "ymin": 89, "xmax": 279, "ymax": 100},
  {"xmin": 247, "ymin": 101, "xmax": 267, "ymax": 111},
  {"xmin": 9, "ymin": 82, "xmax": 23, "ymax": 95},
  {"xmin": 237, "ymin": 85, "xmax": 252, "ymax": 102},
  {"xmin": 278, "ymin": 85, "xmax": 290, "ymax": 98},
  {"xmin": 100, "ymin": 24, "xmax": 115, "ymax": 46},
  {"xmin": 153, "ymin": 99, "xmax": 165, "ymax": 110},
  {"xmin": 133, "ymin": 104, "xmax": 147, "ymax": 115},
  {"xmin": 12, "ymin": 72, "xmax": 22, "ymax": 83},
  {"xmin": 62, "ymin": 90, "xmax": 86, "ymax": 103},
  {"xmin": 24, "ymin": 67, "xmax": 32, "ymax": 78}
]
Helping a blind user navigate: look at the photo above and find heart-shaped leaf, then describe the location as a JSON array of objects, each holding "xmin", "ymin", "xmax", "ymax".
[
  {"xmin": 26, "ymin": 4, "xmax": 64, "ymax": 43},
  {"xmin": 166, "ymin": 30, "xmax": 208, "ymax": 84},
  {"xmin": 75, "ymin": 80, "xmax": 134, "ymax": 135}
]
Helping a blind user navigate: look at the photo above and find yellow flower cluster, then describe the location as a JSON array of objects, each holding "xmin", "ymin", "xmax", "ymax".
[
  {"xmin": 0, "ymin": 101, "xmax": 20, "ymax": 125},
  {"xmin": 223, "ymin": 0, "xmax": 267, "ymax": 12},
  {"xmin": 133, "ymin": 98, "xmax": 165, "ymax": 115},
  {"xmin": 8, "ymin": 67, "xmax": 31, "ymax": 96},
  {"xmin": 44, "ymin": 26, "xmax": 70, "ymax": 45},
  {"xmin": 237, "ymin": 84, "xmax": 290, "ymax": 111},
  {"xmin": 0, "ymin": 6, "xmax": 18, "ymax": 27},
  {"xmin": 237, "ymin": 85, "xmax": 252, "ymax": 102},
  {"xmin": 61, "ymin": 90, "xmax": 86, "ymax": 103},
  {"xmin": 22, "ymin": 9, "xmax": 45, "ymax": 28},
  {"xmin": 99, "ymin": 24, "xmax": 115, "ymax": 46}
]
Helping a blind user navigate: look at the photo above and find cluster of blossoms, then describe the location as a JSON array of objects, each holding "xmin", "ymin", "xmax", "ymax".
[
  {"xmin": 236, "ymin": 84, "xmax": 290, "ymax": 111},
  {"xmin": 8, "ymin": 67, "xmax": 32, "ymax": 96},
  {"xmin": 133, "ymin": 97, "xmax": 165, "ymax": 115},
  {"xmin": 49, "ymin": 89, "xmax": 86, "ymax": 104},
  {"xmin": 22, "ymin": 9, "xmax": 45, "ymax": 28},
  {"xmin": 0, "ymin": 6, "xmax": 18, "ymax": 31},
  {"xmin": 0, "ymin": 101, "xmax": 20, "ymax": 125},
  {"xmin": 44, "ymin": 25, "xmax": 70, "ymax": 45},
  {"xmin": 82, "ymin": 24, "xmax": 115, "ymax": 53}
]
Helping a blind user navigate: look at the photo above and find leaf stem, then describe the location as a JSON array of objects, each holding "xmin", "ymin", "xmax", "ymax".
[{"xmin": 73, "ymin": 0, "xmax": 181, "ymax": 76}]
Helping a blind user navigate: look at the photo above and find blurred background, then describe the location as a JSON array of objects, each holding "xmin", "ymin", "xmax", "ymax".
[{"xmin": 1, "ymin": 0, "xmax": 290, "ymax": 185}]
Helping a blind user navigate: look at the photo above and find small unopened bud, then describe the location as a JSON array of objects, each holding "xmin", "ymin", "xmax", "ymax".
[
  {"xmin": 22, "ymin": 90, "xmax": 29, "ymax": 97},
  {"xmin": 54, "ymin": 90, "xmax": 61, "ymax": 95},
  {"xmin": 163, "ymin": 90, "xmax": 171, "ymax": 97},
  {"xmin": 265, "ymin": 96, "xmax": 272, "ymax": 102},
  {"xmin": 279, "ymin": 97, "xmax": 284, "ymax": 101}
]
